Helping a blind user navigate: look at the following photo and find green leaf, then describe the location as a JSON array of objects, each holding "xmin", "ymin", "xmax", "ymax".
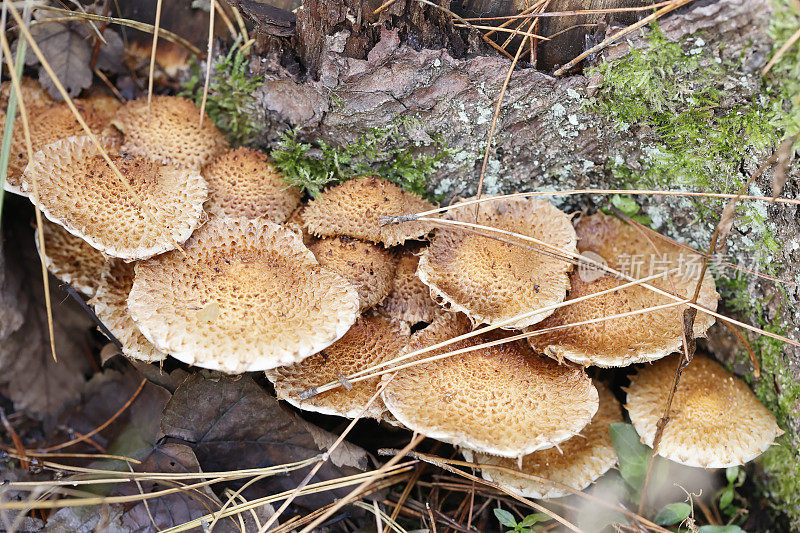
[
  {"xmin": 609, "ymin": 423, "xmax": 651, "ymax": 491},
  {"xmin": 519, "ymin": 513, "xmax": 549, "ymax": 527},
  {"xmin": 610, "ymin": 194, "xmax": 641, "ymax": 216},
  {"xmin": 698, "ymin": 526, "xmax": 746, "ymax": 533},
  {"xmin": 632, "ymin": 214, "xmax": 653, "ymax": 226},
  {"xmin": 719, "ymin": 486, "xmax": 734, "ymax": 509},
  {"xmin": 725, "ymin": 466, "xmax": 740, "ymax": 484},
  {"xmin": 654, "ymin": 502, "xmax": 691, "ymax": 525},
  {"xmin": 494, "ymin": 508, "xmax": 517, "ymax": 528}
]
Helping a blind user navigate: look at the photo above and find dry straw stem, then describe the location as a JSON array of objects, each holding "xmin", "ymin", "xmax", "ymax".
[
  {"xmin": 461, "ymin": 1, "xmax": 674, "ymax": 21},
  {"xmin": 553, "ymin": 0, "xmax": 696, "ymax": 75},
  {"xmin": 300, "ymin": 269, "xmax": 678, "ymax": 398},
  {"xmin": 0, "ymin": 28, "xmax": 56, "ymax": 363},
  {"xmin": 146, "ymin": 0, "xmax": 163, "ymax": 119},
  {"xmin": 762, "ymin": 25, "xmax": 800, "ymax": 75},
  {"xmin": 256, "ymin": 374, "xmax": 397, "ymax": 532},
  {"xmin": 199, "ymin": 0, "xmax": 215, "ymax": 126},
  {"xmin": 7, "ymin": 2, "xmax": 188, "ymax": 259}
]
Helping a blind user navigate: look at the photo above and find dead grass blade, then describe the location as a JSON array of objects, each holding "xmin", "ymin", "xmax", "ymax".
[
  {"xmin": 199, "ymin": 0, "xmax": 215, "ymax": 126},
  {"xmin": 459, "ymin": 1, "xmax": 673, "ymax": 21},
  {"xmin": 146, "ymin": 0, "xmax": 163, "ymax": 119},
  {"xmin": 762, "ymin": 25, "xmax": 800, "ymax": 76}
]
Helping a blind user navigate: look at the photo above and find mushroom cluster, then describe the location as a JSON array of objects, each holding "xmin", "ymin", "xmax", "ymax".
[{"xmin": 5, "ymin": 78, "xmax": 782, "ymax": 502}]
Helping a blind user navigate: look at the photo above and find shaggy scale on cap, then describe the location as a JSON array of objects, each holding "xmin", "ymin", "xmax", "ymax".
[
  {"xmin": 378, "ymin": 246, "xmax": 441, "ymax": 323},
  {"xmin": 303, "ymin": 177, "xmax": 435, "ymax": 247},
  {"xmin": 528, "ymin": 213, "xmax": 719, "ymax": 367},
  {"xmin": 467, "ymin": 382, "xmax": 623, "ymax": 499},
  {"xmin": 128, "ymin": 218, "xmax": 360, "ymax": 373},
  {"xmin": 417, "ymin": 197, "xmax": 577, "ymax": 329},
  {"xmin": 91, "ymin": 260, "xmax": 166, "ymax": 363},
  {"xmin": 202, "ymin": 147, "xmax": 301, "ymax": 221},
  {"xmin": 21, "ymin": 135, "xmax": 207, "ymax": 260},
  {"xmin": 111, "ymin": 95, "xmax": 227, "ymax": 169},
  {"xmin": 267, "ymin": 314, "xmax": 410, "ymax": 419},
  {"xmin": 0, "ymin": 78, "xmax": 54, "ymax": 109},
  {"xmin": 626, "ymin": 355, "xmax": 782, "ymax": 468},
  {"xmin": 309, "ymin": 236, "xmax": 397, "ymax": 311},
  {"xmin": 36, "ymin": 219, "xmax": 107, "ymax": 297},
  {"xmin": 382, "ymin": 313, "xmax": 599, "ymax": 457}
]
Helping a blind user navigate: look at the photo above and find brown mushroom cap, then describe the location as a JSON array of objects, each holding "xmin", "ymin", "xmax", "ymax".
[
  {"xmin": 111, "ymin": 95, "xmax": 228, "ymax": 169},
  {"xmin": 35, "ymin": 219, "xmax": 107, "ymax": 297},
  {"xmin": 3, "ymin": 100, "xmax": 109, "ymax": 194},
  {"xmin": 382, "ymin": 313, "xmax": 599, "ymax": 457},
  {"xmin": 84, "ymin": 93, "xmax": 123, "ymax": 122},
  {"xmin": 528, "ymin": 213, "xmax": 719, "ymax": 367},
  {"xmin": 309, "ymin": 236, "xmax": 397, "ymax": 312},
  {"xmin": 202, "ymin": 147, "xmax": 301, "ymax": 221},
  {"xmin": 21, "ymin": 135, "xmax": 207, "ymax": 260},
  {"xmin": 0, "ymin": 78, "xmax": 55, "ymax": 109},
  {"xmin": 377, "ymin": 245, "xmax": 441, "ymax": 323},
  {"xmin": 267, "ymin": 314, "xmax": 410, "ymax": 419},
  {"xmin": 90, "ymin": 260, "xmax": 167, "ymax": 363},
  {"xmin": 303, "ymin": 177, "xmax": 435, "ymax": 247},
  {"xmin": 468, "ymin": 382, "xmax": 623, "ymax": 498},
  {"xmin": 128, "ymin": 217, "xmax": 360, "ymax": 373},
  {"xmin": 626, "ymin": 354, "xmax": 782, "ymax": 468},
  {"xmin": 417, "ymin": 197, "xmax": 577, "ymax": 329},
  {"xmin": 285, "ymin": 205, "xmax": 316, "ymax": 247}
]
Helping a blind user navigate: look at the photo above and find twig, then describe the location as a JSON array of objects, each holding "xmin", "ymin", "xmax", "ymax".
[
  {"xmin": 199, "ymin": 0, "xmax": 215, "ymax": 126},
  {"xmin": 146, "ymin": 0, "xmax": 163, "ymax": 120},
  {"xmin": 0, "ymin": 408, "xmax": 28, "ymax": 470},
  {"xmin": 61, "ymin": 284, "xmax": 123, "ymax": 350}
]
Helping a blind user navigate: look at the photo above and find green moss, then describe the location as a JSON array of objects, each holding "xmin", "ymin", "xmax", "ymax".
[
  {"xmin": 271, "ymin": 118, "xmax": 454, "ymax": 198},
  {"xmin": 180, "ymin": 39, "xmax": 263, "ymax": 145}
]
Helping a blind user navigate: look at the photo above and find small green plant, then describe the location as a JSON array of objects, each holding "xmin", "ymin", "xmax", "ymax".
[
  {"xmin": 493, "ymin": 508, "xmax": 550, "ymax": 533},
  {"xmin": 180, "ymin": 38, "xmax": 263, "ymax": 145},
  {"xmin": 271, "ymin": 119, "xmax": 453, "ymax": 198},
  {"xmin": 603, "ymin": 194, "xmax": 653, "ymax": 225}
]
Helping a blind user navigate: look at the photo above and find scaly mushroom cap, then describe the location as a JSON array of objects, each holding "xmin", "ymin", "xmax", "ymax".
[
  {"xmin": 417, "ymin": 197, "xmax": 577, "ymax": 329},
  {"xmin": 382, "ymin": 313, "xmax": 599, "ymax": 457},
  {"xmin": 202, "ymin": 147, "xmax": 301, "ymax": 221},
  {"xmin": 21, "ymin": 135, "xmax": 207, "ymax": 260},
  {"xmin": 309, "ymin": 236, "xmax": 397, "ymax": 311},
  {"xmin": 3, "ymin": 100, "xmax": 109, "ymax": 194},
  {"xmin": 267, "ymin": 314, "xmax": 410, "ymax": 419},
  {"xmin": 528, "ymin": 213, "xmax": 719, "ymax": 367},
  {"xmin": 285, "ymin": 205, "xmax": 316, "ymax": 247},
  {"xmin": 35, "ymin": 219, "xmax": 107, "ymax": 297},
  {"xmin": 111, "ymin": 95, "xmax": 228, "ymax": 169},
  {"xmin": 90, "ymin": 260, "xmax": 166, "ymax": 363},
  {"xmin": 626, "ymin": 355, "xmax": 782, "ymax": 468},
  {"xmin": 303, "ymin": 177, "xmax": 435, "ymax": 246},
  {"xmin": 85, "ymin": 93, "xmax": 122, "ymax": 122},
  {"xmin": 0, "ymin": 78, "xmax": 55, "ymax": 109},
  {"xmin": 468, "ymin": 382, "xmax": 622, "ymax": 499},
  {"xmin": 378, "ymin": 245, "xmax": 441, "ymax": 323},
  {"xmin": 128, "ymin": 217, "xmax": 360, "ymax": 373}
]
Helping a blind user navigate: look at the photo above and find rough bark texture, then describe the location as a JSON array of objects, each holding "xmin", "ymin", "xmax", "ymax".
[{"xmin": 235, "ymin": 0, "xmax": 800, "ymax": 526}]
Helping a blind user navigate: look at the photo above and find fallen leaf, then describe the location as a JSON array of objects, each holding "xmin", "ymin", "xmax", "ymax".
[
  {"xmin": 45, "ymin": 505, "xmax": 128, "ymax": 533},
  {"xmin": 771, "ymin": 135, "xmax": 796, "ymax": 199},
  {"xmin": 160, "ymin": 374, "xmax": 369, "ymax": 508},
  {"xmin": 0, "ymin": 201, "xmax": 93, "ymax": 417},
  {"xmin": 715, "ymin": 199, "xmax": 736, "ymax": 252}
]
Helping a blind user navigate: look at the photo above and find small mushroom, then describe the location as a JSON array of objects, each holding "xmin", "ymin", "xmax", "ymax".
[
  {"xmin": 417, "ymin": 196, "xmax": 577, "ymax": 329},
  {"xmin": 35, "ymin": 219, "xmax": 107, "ymax": 297},
  {"xmin": 111, "ymin": 95, "xmax": 228, "ymax": 169},
  {"xmin": 127, "ymin": 217, "xmax": 360, "ymax": 373},
  {"xmin": 267, "ymin": 314, "xmax": 410, "ymax": 419},
  {"xmin": 625, "ymin": 354, "xmax": 783, "ymax": 468},
  {"xmin": 202, "ymin": 147, "xmax": 301, "ymax": 221},
  {"xmin": 303, "ymin": 177, "xmax": 435, "ymax": 247},
  {"xmin": 466, "ymin": 382, "xmax": 623, "ymax": 499},
  {"xmin": 528, "ymin": 213, "xmax": 719, "ymax": 367},
  {"xmin": 377, "ymin": 244, "xmax": 441, "ymax": 324},
  {"xmin": 90, "ymin": 260, "xmax": 167, "ymax": 363},
  {"xmin": 309, "ymin": 236, "xmax": 397, "ymax": 311},
  {"xmin": 381, "ymin": 312, "xmax": 599, "ymax": 457},
  {"xmin": 21, "ymin": 135, "xmax": 207, "ymax": 260}
]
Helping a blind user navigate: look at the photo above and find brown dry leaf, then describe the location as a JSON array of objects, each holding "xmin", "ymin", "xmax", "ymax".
[
  {"xmin": 772, "ymin": 136, "xmax": 796, "ymax": 199},
  {"xmin": 160, "ymin": 374, "xmax": 369, "ymax": 509},
  {"xmin": 0, "ymin": 202, "xmax": 93, "ymax": 417},
  {"xmin": 715, "ymin": 199, "xmax": 737, "ymax": 252}
]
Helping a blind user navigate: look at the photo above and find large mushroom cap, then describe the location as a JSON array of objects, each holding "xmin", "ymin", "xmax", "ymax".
[
  {"xmin": 202, "ymin": 147, "xmax": 301, "ymax": 221},
  {"xmin": 309, "ymin": 236, "xmax": 397, "ymax": 311},
  {"xmin": 111, "ymin": 95, "xmax": 228, "ymax": 169},
  {"xmin": 267, "ymin": 314, "xmax": 410, "ymax": 419},
  {"xmin": 626, "ymin": 354, "xmax": 782, "ymax": 468},
  {"xmin": 128, "ymin": 217, "xmax": 360, "ymax": 373},
  {"xmin": 3, "ymin": 100, "xmax": 108, "ymax": 194},
  {"xmin": 303, "ymin": 177, "xmax": 435, "ymax": 247},
  {"xmin": 378, "ymin": 245, "xmax": 441, "ymax": 324},
  {"xmin": 382, "ymin": 313, "xmax": 599, "ymax": 457},
  {"xmin": 21, "ymin": 135, "xmax": 207, "ymax": 260},
  {"xmin": 417, "ymin": 197, "xmax": 577, "ymax": 329},
  {"xmin": 36, "ymin": 219, "xmax": 107, "ymax": 297},
  {"xmin": 468, "ymin": 382, "xmax": 622, "ymax": 499},
  {"xmin": 90, "ymin": 260, "xmax": 166, "ymax": 363},
  {"xmin": 0, "ymin": 78, "xmax": 55, "ymax": 109},
  {"xmin": 528, "ymin": 213, "xmax": 719, "ymax": 367}
]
